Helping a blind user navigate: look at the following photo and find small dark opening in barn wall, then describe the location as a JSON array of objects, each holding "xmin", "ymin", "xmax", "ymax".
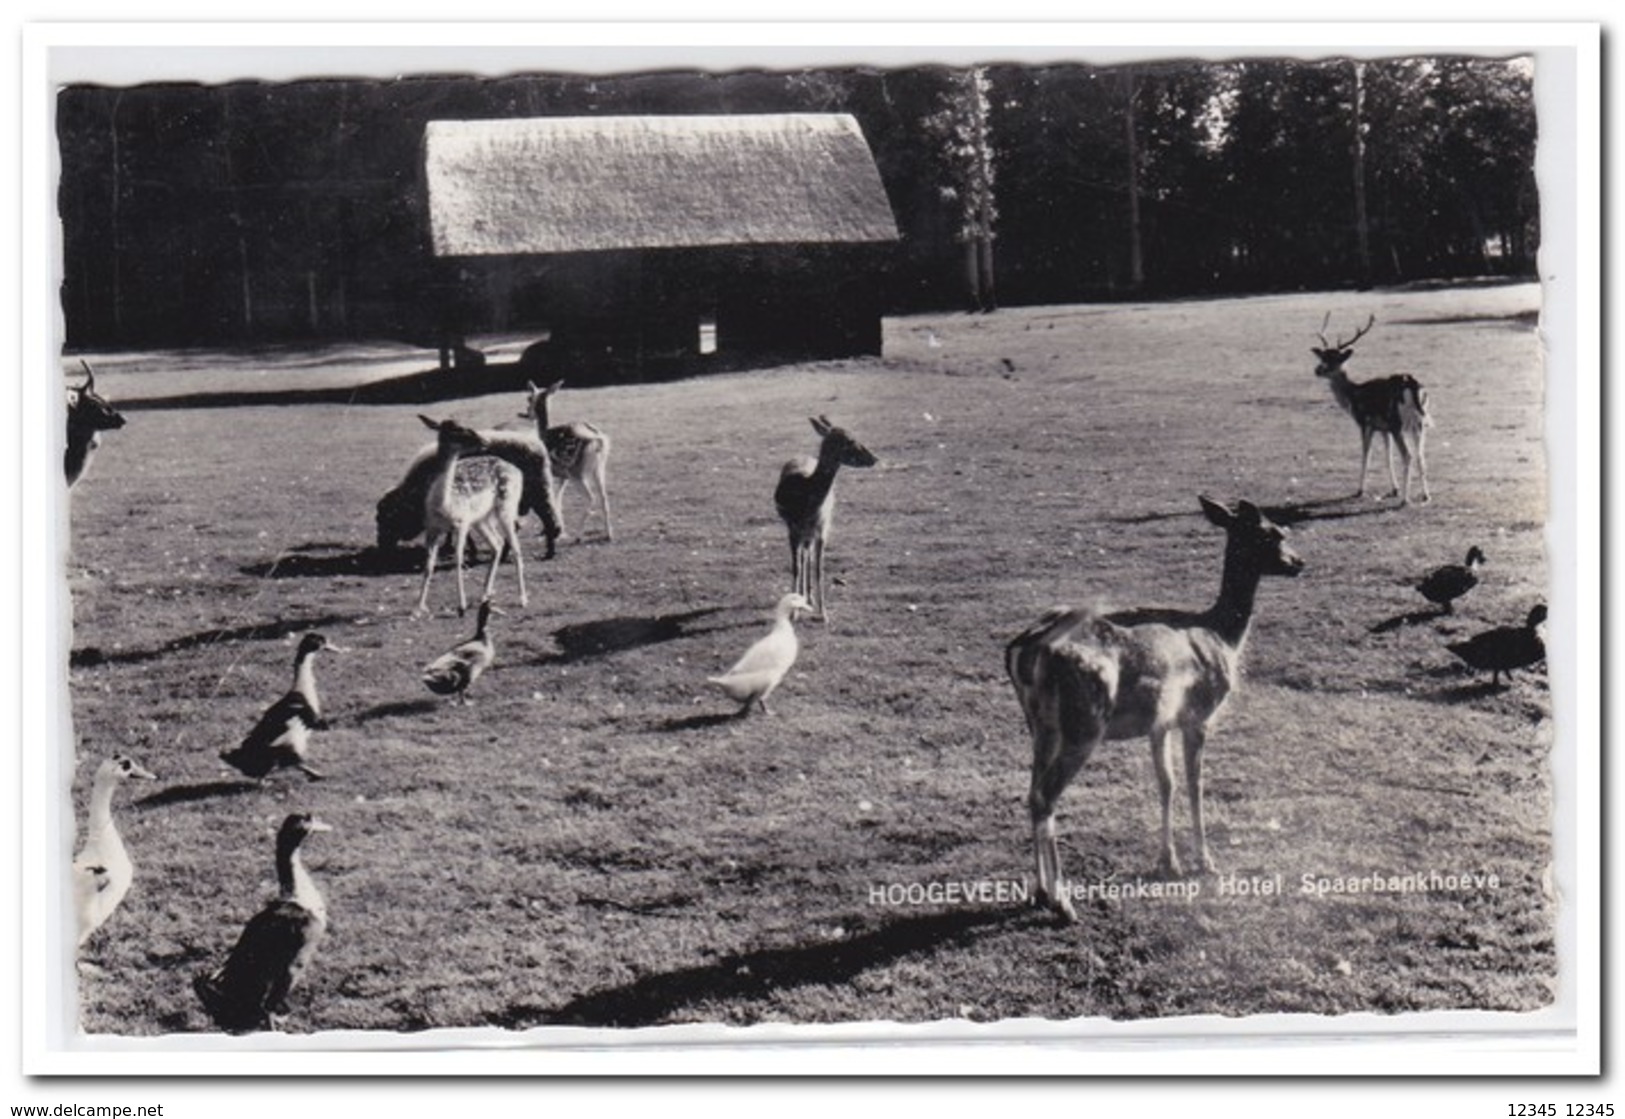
[{"xmin": 714, "ymin": 244, "xmax": 889, "ymax": 363}]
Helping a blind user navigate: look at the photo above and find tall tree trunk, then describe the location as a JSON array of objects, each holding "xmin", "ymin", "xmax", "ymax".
[
  {"xmin": 108, "ymin": 92, "xmax": 124, "ymax": 338},
  {"xmin": 1351, "ymin": 61, "xmax": 1372, "ymax": 288},
  {"xmin": 1123, "ymin": 69, "xmax": 1144, "ymax": 291},
  {"xmin": 968, "ymin": 71, "xmax": 996, "ymax": 312},
  {"xmin": 976, "ymin": 224, "xmax": 996, "ymax": 312},
  {"xmin": 222, "ymin": 91, "xmax": 253, "ymax": 338}
]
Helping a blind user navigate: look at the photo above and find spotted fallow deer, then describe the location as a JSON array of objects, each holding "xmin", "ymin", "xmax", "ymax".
[
  {"xmin": 413, "ymin": 416, "xmax": 528, "ymax": 618},
  {"xmin": 1312, "ymin": 313, "xmax": 1433, "ymax": 506},
  {"xmin": 66, "ymin": 361, "xmax": 125, "ymax": 487},
  {"xmin": 773, "ymin": 416, "xmax": 877, "ymax": 623},
  {"xmin": 1005, "ymin": 496, "xmax": 1304, "ymax": 921},
  {"xmin": 519, "ymin": 379, "xmax": 612, "ymax": 542}
]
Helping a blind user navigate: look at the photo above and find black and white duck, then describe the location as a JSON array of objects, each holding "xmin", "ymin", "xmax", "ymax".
[
  {"xmin": 73, "ymin": 754, "xmax": 157, "ymax": 947},
  {"xmin": 221, "ymin": 633, "xmax": 345, "ymax": 781},
  {"xmin": 422, "ymin": 597, "xmax": 503, "ymax": 704},
  {"xmin": 1417, "ymin": 546, "xmax": 1486, "ymax": 613},
  {"xmin": 194, "ymin": 812, "xmax": 332, "ymax": 1033},
  {"xmin": 1447, "ymin": 604, "xmax": 1547, "ymax": 687}
]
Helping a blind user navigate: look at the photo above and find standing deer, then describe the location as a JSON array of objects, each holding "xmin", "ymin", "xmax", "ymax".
[
  {"xmin": 413, "ymin": 416, "xmax": 527, "ymax": 618},
  {"xmin": 519, "ymin": 379, "xmax": 612, "ymax": 542},
  {"xmin": 66, "ymin": 361, "xmax": 125, "ymax": 487},
  {"xmin": 773, "ymin": 416, "xmax": 877, "ymax": 622},
  {"xmin": 1005, "ymin": 496, "xmax": 1304, "ymax": 922},
  {"xmin": 1312, "ymin": 314, "xmax": 1433, "ymax": 506}
]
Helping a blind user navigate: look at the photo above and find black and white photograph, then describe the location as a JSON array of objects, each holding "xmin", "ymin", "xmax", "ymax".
[{"xmin": 21, "ymin": 21, "xmax": 1599, "ymax": 1086}]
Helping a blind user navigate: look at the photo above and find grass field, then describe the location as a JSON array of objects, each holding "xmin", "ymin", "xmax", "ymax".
[{"xmin": 62, "ymin": 280, "xmax": 1554, "ymax": 1037}]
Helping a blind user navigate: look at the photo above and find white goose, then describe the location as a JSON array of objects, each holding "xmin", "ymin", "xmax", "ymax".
[
  {"xmin": 708, "ymin": 593, "xmax": 811, "ymax": 716},
  {"xmin": 74, "ymin": 754, "xmax": 158, "ymax": 947}
]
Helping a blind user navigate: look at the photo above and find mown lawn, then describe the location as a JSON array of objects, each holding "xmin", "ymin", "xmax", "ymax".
[{"xmin": 63, "ymin": 281, "xmax": 1554, "ymax": 1037}]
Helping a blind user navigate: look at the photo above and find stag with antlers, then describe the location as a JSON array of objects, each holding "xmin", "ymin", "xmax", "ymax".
[
  {"xmin": 1312, "ymin": 314, "xmax": 1432, "ymax": 507},
  {"xmin": 66, "ymin": 361, "xmax": 126, "ymax": 488}
]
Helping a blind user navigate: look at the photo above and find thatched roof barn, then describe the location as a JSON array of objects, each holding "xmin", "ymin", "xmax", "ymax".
[{"xmin": 422, "ymin": 114, "xmax": 900, "ymax": 378}]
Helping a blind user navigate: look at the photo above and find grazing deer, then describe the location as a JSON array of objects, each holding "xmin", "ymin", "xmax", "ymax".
[
  {"xmin": 376, "ymin": 433, "xmax": 560, "ymax": 558},
  {"xmin": 773, "ymin": 416, "xmax": 877, "ymax": 622},
  {"xmin": 519, "ymin": 379, "xmax": 613, "ymax": 542},
  {"xmin": 1312, "ymin": 314, "xmax": 1432, "ymax": 506},
  {"xmin": 414, "ymin": 415, "xmax": 528, "ymax": 618},
  {"xmin": 66, "ymin": 361, "xmax": 126, "ymax": 487},
  {"xmin": 1005, "ymin": 496, "xmax": 1304, "ymax": 921}
]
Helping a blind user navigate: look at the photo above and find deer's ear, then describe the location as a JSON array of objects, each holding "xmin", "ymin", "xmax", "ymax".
[
  {"xmin": 525, "ymin": 380, "xmax": 537, "ymax": 393},
  {"xmin": 1235, "ymin": 500, "xmax": 1264, "ymax": 524},
  {"xmin": 1198, "ymin": 495, "xmax": 1233, "ymax": 527},
  {"xmin": 548, "ymin": 379, "xmax": 565, "ymax": 393},
  {"xmin": 418, "ymin": 414, "xmax": 440, "ymax": 431},
  {"xmin": 810, "ymin": 416, "xmax": 833, "ymax": 436}
]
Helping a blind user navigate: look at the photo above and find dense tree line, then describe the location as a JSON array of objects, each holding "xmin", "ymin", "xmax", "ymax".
[{"xmin": 55, "ymin": 55, "xmax": 1537, "ymax": 348}]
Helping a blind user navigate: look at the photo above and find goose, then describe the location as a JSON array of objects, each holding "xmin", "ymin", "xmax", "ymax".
[
  {"xmin": 1447, "ymin": 604, "xmax": 1547, "ymax": 687},
  {"xmin": 194, "ymin": 813, "xmax": 332, "ymax": 1034},
  {"xmin": 422, "ymin": 598, "xmax": 503, "ymax": 704},
  {"xmin": 1418, "ymin": 546, "xmax": 1486, "ymax": 613},
  {"xmin": 73, "ymin": 754, "xmax": 157, "ymax": 947},
  {"xmin": 221, "ymin": 633, "xmax": 346, "ymax": 781},
  {"xmin": 707, "ymin": 593, "xmax": 811, "ymax": 716}
]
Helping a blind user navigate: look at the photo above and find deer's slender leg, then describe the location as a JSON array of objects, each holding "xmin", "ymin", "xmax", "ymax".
[
  {"xmin": 1356, "ymin": 427, "xmax": 1376, "ymax": 497},
  {"xmin": 1181, "ymin": 723, "xmax": 1215, "ymax": 874},
  {"xmin": 592, "ymin": 457, "xmax": 613, "ymax": 540},
  {"xmin": 1382, "ymin": 432, "xmax": 1402, "ymax": 498},
  {"xmin": 505, "ymin": 518, "xmax": 527, "ymax": 607},
  {"xmin": 417, "ymin": 532, "xmax": 446, "ymax": 616},
  {"xmin": 811, "ymin": 532, "xmax": 828, "ymax": 621},
  {"xmin": 453, "ymin": 527, "xmax": 471, "ymax": 615},
  {"xmin": 1150, "ymin": 727, "xmax": 1183, "ymax": 878},
  {"xmin": 1394, "ymin": 435, "xmax": 1414, "ymax": 506},
  {"xmin": 789, "ymin": 536, "xmax": 805, "ymax": 600},
  {"xmin": 1029, "ymin": 725, "xmax": 1093, "ymax": 921}
]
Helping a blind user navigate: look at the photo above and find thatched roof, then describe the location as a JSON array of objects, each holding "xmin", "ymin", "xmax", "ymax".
[{"xmin": 424, "ymin": 114, "xmax": 899, "ymax": 256}]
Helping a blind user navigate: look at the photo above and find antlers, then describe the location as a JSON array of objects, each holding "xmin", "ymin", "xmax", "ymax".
[{"xmin": 1316, "ymin": 313, "xmax": 1376, "ymax": 353}]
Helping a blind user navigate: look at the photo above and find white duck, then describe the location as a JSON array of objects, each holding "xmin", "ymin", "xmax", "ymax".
[
  {"xmin": 708, "ymin": 593, "xmax": 811, "ymax": 716},
  {"xmin": 422, "ymin": 598, "xmax": 503, "ymax": 704},
  {"xmin": 74, "ymin": 754, "xmax": 158, "ymax": 947}
]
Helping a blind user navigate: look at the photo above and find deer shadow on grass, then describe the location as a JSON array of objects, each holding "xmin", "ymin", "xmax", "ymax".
[
  {"xmin": 538, "ymin": 607, "xmax": 733, "ymax": 666},
  {"xmin": 243, "ymin": 540, "xmax": 544, "ymax": 581},
  {"xmin": 69, "ymin": 613, "xmax": 357, "ymax": 669},
  {"xmin": 1105, "ymin": 496, "xmax": 1388, "ymax": 528},
  {"xmin": 1257, "ymin": 498, "xmax": 1400, "ymax": 527},
  {"xmin": 240, "ymin": 544, "xmax": 434, "ymax": 579},
  {"xmin": 490, "ymin": 905, "xmax": 1027, "ymax": 1030}
]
